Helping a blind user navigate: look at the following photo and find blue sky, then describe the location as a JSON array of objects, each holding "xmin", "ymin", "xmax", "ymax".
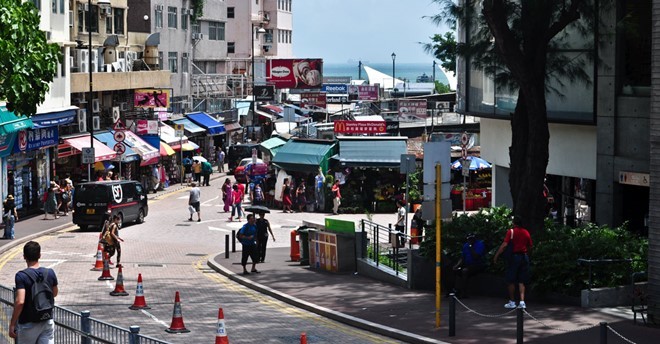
[{"xmin": 292, "ymin": 0, "xmax": 449, "ymax": 64}]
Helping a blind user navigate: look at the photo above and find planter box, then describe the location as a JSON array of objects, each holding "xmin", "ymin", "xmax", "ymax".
[{"xmin": 581, "ymin": 283, "xmax": 647, "ymax": 308}]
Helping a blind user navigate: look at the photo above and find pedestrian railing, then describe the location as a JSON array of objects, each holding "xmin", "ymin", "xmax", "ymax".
[
  {"xmin": 0, "ymin": 284, "xmax": 171, "ymax": 344},
  {"xmin": 361, "ymin": 219, "xmax": 414, "ymax": 277}
]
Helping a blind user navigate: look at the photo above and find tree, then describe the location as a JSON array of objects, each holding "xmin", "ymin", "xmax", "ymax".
[
  {"xmin": 429, "ymin": 0, "xmax": 594, "ymax": 232},
  {"xmin": 0, "ymin": 0, "xmax": 61, "ymax": 116},
  {"xmin": 424, "ymin": 31, "xmax": 457, "ymax": 76}
]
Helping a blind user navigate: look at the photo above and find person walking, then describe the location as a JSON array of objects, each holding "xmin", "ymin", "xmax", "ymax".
[
  {"xmin": 201, "ymin": 160, "xmax": 213, "ymax": 186},
  {"xmin": 43, "ymin": 181, "xmax": 60, "ymax": 220},
  {"xmin": 182, "ymin": 156, "xmax": 193, "ymax": 185},
  {"xmin": 256, "ymin": 212, "xmax": 275, "ymax": 263},
  {"xmin": 229, "ymin": 184, "xmax": 243, "ymax": 222},
  {"xmin": 217, "ymin": 148, "xmax": 225, "ymax": 173},
  {"xmin": 60, "ymin": 180, "xmax": 72, "ymax": 216},
  {"xmin": 494, "ymin": 217, "xmax": 533, "ymax": 309},
  {"xmin": 237, "ymin": 214, "xmax": 259, "ymax": 274},
  {"xmin": 9, "ymin": 241, "xmax": 58, "ymax": 343},
  {"xmin": 188, "ymin": 182, "xmax": 201, "ymax": 222},
  {"xmin": 252, "ymin": 183, "xmax": 264, "ymax": 206},
  {"xmin": 452, "ymin": 233, "xmax": 486, "ymax": 298},
  {"xmin": 295, "ymin": 183, "xmax": 306, "ymax": 213},
  {"xmin": 281, "ymin": 178, "xmax": 293, "ymax": 213},
  {"xmin": 3, "ymin": 195, "xmax": 18, "ymax": 239},
  {"xmin": 192, "ymin": 160, "xmax": 202, "ymax": 183},
  {"xmin": 331, "ymin": 179, "xmax": 341, "ymax": 215},
  {"xmin": 221, "ymin": 178, "xmax": 232, "ymax": 212},
  {"xmin": 314, "ymin": 169, "xmax": 325, "ymax": 211},
  {"xmin": 102, "ymin": 215, "xmax": 124, "ymax": 266},
  {"xmin": 395, "ymin": 200, "xmax": 407, "ymax": 247}
]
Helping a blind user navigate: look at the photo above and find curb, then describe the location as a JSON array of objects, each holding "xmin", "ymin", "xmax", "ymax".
[
  {"xmin": 0, "ymin": 222, "xmax": 75, "ymax": 255},
  {"xmin": 207, "ymin": 253, "xmax": 449, "ymax": 344}
]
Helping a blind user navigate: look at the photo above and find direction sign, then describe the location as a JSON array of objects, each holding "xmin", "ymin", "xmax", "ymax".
[
  {"xmin": 113, "ymin": 131, "xmax": 126, "ymax": 143},
  {"xmin": 113, "ymin": 143, "xmax": 126, "ymax": 154},
  {"xmin": 112, "ymin": 120, "xmax": 127, "ymax": 131},
  {"xmin": 174, "ymin": 124, "xmax": 185, "ymax": 138},
  {"xmin": 82, "ymin": 147, "xmax": 95, "ymax": 164}
]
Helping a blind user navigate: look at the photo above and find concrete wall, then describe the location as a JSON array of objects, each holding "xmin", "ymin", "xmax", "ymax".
[
  {"xmin": 648, "ymin": 0, "xmax": 660, "ymax": 325},
  {"xmin": 71, "ymin": 70, "xmax": 171, "ymax": 93}
]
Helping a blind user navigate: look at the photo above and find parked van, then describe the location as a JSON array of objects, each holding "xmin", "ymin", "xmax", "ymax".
[
  {"xmin": 227, "ymin": 143, "xmax": 261, "ymax": 173},
  {"xmin": 72, "ymin": 180, "xmax": 148, "ymax": 230}
]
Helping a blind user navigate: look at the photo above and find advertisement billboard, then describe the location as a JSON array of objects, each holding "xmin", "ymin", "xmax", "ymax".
[
  {"xmin": 267, "ymin": 59, "xmax": 323, "ymax": 89},
  {"xmin": 134, "ymin": 89, "xmax": 170, "ymax": 108},
  {"xmin": 254, "ymin": 85, "xmax": 275, "ymax": 101},
  {"xmin": 334, "ymin": 120, "xmax": 386, "ymax": 134},
  {"xmin": 300, "ymin": 92, "xmax": 327, "ymax": 109},
  {"xmin": 357, "ymin": 85, "xmax": 379, "ymax": 100},
  {"xmin": 323, "ymin": 76, "xmax": 351, "ymax": 84},
  {"xmin": 397, "ymin": 99, "xmax": 428, "ymax": 118},
  {"xmin": 321, "ymin": 84, "xmax": 348, "ymax": 94}
]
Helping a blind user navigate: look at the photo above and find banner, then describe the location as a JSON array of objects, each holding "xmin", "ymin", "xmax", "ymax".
[
  {"xmin": 134, "ymin": 89, "xmax": 171, "ymax": 108},
  {"xmin": 267, "ymin": 59, "xmax": 323, "ymax": 89},
  {"xmin": 357, "ymin": 85, "xmax": 379, "ymax": 100},
  {"xmin": 13, "ymin": 128, "xmax": 58, "ymax": 153},
  {"xmin": 300, "ymin": 92, "xmax": 327, "ymax": 109},
  {"xmin": 334, "ymin": 120, "xmax": 386, "ymax": 134},
  {"xmin": 254, "ymin": 85, "xmax": 275, "ymax": 101},
  {"xmin": 397, "ymin": 99, "xmax": 428, "ymax": 118}
]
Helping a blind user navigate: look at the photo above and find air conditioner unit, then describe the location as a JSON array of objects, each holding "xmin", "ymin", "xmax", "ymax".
[
  {"xmin": 69, "ymin": 11, "xmax": 73, "ymax": 27},
  {"xmin": 192, "ymin": 33, "xmax": 203, "ymax": 40},
  {"xmin": 92, "ymin": 99, "xmax": 100, "ymax": 113},
  {"xmin": 78, "ymin": 3, "xmax": 88, "ymax": 11},
  {"xmin": 77, "ymin": 109, "xmax": 87, "ymax": 132},
  {"xmin": 90, "ymin": 50, "xmax": 99, "ymax": 73},
  {"xmin": 76, "ymin": 50, "xmax": 89, "ymax": 73},
  {"xmin": 92, "ymin": 116, "xmax": 101, "ymax": 130},
  {"xmin": 102, "ymin": 7, "xmax": 113, "ymax": 16},
  {"xmin": 435, "ymin": 101, "xmax": 450, "ymax": 110},
  {"xmin": 119, "ymin": 102, "xmax": 128, "ymax": 111},
  {"xmin": 112, "ymin": 107, "xmax": 120, "ymax": 122},
  {"xmin": 125, "ymin": 51, "xmax": 138, "ymax": 71}
]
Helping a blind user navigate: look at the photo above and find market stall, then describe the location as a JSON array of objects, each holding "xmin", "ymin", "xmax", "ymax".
[{"xmin": 450, "ymin": 156, "xmax": 492, "ymax": 211}]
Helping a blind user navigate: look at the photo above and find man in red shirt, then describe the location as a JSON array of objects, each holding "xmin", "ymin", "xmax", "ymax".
[{"xmin": 494, "ymin": 217, "xmax": 533, "ymax": 309}]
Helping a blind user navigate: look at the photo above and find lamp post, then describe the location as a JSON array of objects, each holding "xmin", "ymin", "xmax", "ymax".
[
  {"xmin": 251, "ymin": 25, "xmax": 266, "ymax": 141},
  {"xmin": 433, "ymin": 60, "xmax": 437, "ymax": 85},
  {"xmin": 391, "ymin": 52, "xmax": 396, "ymax": 92}
]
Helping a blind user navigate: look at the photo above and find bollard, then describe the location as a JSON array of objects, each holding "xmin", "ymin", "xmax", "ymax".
[
  {"xmin": 516, "ymin": 307, "xmax": 524, "ymax": 344},
  {"xmin": 388, "ymin": 223, "xmax": 392, "ymax": 244},
  {"xmin": 449, "ymin": 293, "xmax": 456, "ymax": 337},
  {"xmin": 231, "ymin": 230, "xmax": 236, "ymax": 252},
  {"xmin": 81, "ymin": 310, "xmax": 91, "ymax": 344},
  {"xmin": 225, "ymin": 234, "xmax": 230, "ymax": 259},
  {"xmin": 129, "ymin": 325, "xmax": 140, "ymax": 344},
  {"xmin": 600, "ymin": 322, "xmax": 607, "ymax": 344}
]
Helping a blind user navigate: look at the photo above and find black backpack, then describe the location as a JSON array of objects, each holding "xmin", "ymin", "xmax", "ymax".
[{"xmin": 22, "ymin": 268, "xmax": 55, "ymax": 321}]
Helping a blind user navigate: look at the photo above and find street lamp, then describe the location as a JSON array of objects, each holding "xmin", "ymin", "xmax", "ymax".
[
  {"xmin": 391, "ymin": 52, "xmax": 396, "ymax": 92},
  {"xmin": 432, "ymin": 60, "xmax": 437, "ymax": 85},
  {"xmin": 251, "ymin": 25, "xmax": 266, "ymax": 141}
]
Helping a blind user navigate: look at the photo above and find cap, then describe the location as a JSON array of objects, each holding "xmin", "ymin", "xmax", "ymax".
[{"xmin": 7, "ymin": 194, "xmax": 14, "ymax": 200}]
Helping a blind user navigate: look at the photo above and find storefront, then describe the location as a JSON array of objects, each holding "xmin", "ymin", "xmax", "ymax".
[
  {"xmin": 169, "ymin": 117, "xmax": 206, "ymax": 155},
  {"xmin": 258, "ymin": 136, "xmax": 288, "ymax": 164},
  {"xmin": 0, "ymin": 105, "xmax": 35, "ymax": 215},
  {"xmin": 185, "ymin": 112, "xmax": 226, "ymax": 158},
  {"xmin": 57, "ymin": 134, "xmax": 117, "ymax": 183},
  {"xmin": 94, "ymin": 131, "xmax": 141, "ymax": 181}
]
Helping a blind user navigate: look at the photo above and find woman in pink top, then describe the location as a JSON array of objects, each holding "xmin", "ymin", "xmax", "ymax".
[{"xmin": 229, "ymin": 184, "xmax": 244, "ymax": 222}]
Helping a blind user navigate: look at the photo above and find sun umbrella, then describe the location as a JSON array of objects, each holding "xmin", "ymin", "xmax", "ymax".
[
  {"xmin": 160, "ymin": 142, "xmax": 175, "ymax": 156},
  {"xmin": 451, "ymin": 157, "xmax": 492, "ymax": 170},
  {"xmin": 192, "ymin": 156, "xmax": 207, "ymax": 163},
  {"xmin": 243, "ymin": 205, "xmax": 271, "ymax": 214}
]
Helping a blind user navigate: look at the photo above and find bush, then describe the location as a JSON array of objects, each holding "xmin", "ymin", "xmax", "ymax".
[{"xmin": 419, "ymin": 206, "xmax": 648, "ymax": 296}]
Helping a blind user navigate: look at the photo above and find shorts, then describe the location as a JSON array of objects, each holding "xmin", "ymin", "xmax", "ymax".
[
  {"xmin": 241, "ymin": 244, "xmax": 258, "ymax": 265},
  {"xmin": 505, "ymin": 253, "xmax": 530, "ymax": 284},
  {"xmin": 185, "ymin": 173, "xmax": 192, "ymax": 179},
  {"xmin": 190, "ymin": 202, "xmax": 200, "ymax": 212}
]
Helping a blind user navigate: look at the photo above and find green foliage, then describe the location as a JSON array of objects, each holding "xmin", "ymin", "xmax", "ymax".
[
  {"xmin": 423, "ymin": 31, "xmax": 456, "ymax": 76},
  {"xmin": 419, "ymin": 206, "xmax": 648, "ymax": 296},
  {"xmin": 0, "ymin": 0, "xmax": 61, "ymax": 116},
  {"xmin": 435, "ymin": 82, "xmax": 452, "ymax": 94},
  {"xmin": 404, "ymin": 168, "xmax": 422, "ymax": 202},
  {"xmin": 191, "ymin": 0, "xmax": 205, "ymax": 22}
]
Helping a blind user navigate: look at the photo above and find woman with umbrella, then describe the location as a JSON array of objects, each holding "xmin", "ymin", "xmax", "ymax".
[{"xmin": 256, "ymin": 211, "xmax": 275, "ymax": 263}]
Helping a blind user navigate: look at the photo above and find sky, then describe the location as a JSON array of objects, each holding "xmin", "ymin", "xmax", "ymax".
[{"xmin": 293, "ymin": 0, "xmax": 450, "ymax": 64}]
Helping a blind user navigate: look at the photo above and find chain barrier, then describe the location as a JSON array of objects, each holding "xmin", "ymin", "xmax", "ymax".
[
  {"xmin": 452, "ymin": 296, "xmax": 517, "ymax": 318},
  {"xmin": 606, "ymin": 324, "xmax": 637, "ymax": 344},
  {"xmin": 522, "ymin": 309, "xmax": 598, "ymax": 333}
]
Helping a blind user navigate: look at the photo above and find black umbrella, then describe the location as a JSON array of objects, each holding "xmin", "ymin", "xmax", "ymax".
[{"xmin": 244, "ymin": 205, "xmax": 271, "ymax": 214}]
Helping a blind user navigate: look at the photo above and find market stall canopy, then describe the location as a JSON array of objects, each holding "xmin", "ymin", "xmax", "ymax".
[
  {"xmin": 185, "ymin": 112, "xmax": 226, "ymax": 135},
  {"xmin": 160, "ymin": 142, "xmax": 175, "ymax": 156},
  {"xmin": 31, "ymin": 106, "xmax": 78, "ymax": 128},
  {"xmin": 333, "ymin": 136, "xmax": 407, "ymax": 168},
  {"xmin": 123, "ymin": 130, "xmax": 160, "ymax": 161},
  {"xmin": 259, "ymin": 136, "xmax": 288, "ymax": 157},
  {"xmin": 159, "ymin": 123, "xmax": 188, "ymax": 148},
  {"xmin": 0, "ymin": 105, "xmax": 33, "ymax": 135},
  {"xmin": 272, "ymin": 139, "xmax": 337, "ymax": 173},
  {"xmin": 58, "ymin": 134, "xmax": 117, "ymax": 162},
  {"xmin": 170, "ymin": 117, "xmax": 206, "ymax": 136},
  {"xmin": 451, "ymin": 156, "xmax": 492, "ymax": 170},
  {"xmin": 94, "ymin": 131, "xmax": 140, "ymax": 163},
  {"xmin": 181, "ymin": 141, "xmax": 199, "ymax": 151}
]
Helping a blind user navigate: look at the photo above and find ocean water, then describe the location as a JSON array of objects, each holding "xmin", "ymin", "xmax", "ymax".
[{"xmin": 323, "ymin": 62, "xmax": 450, "ymax": 85}]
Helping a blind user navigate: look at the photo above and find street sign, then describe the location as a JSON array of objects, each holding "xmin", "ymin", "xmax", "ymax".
[
  {"xmin": 113, "ymin": 131, "xmax": 126, "ymax": 142},
  {"xmin": 174, "ymin": 124, "xmax": 185, "ymax": 138},
  {"xmin": 422, "ymin": 142, "xmax": 451, "ymax": 184},
  {"xmin": 461, "ymin": 132, "xmax": 469, "ymax": 146},
  {"xmin": 461, "ymin": 147, "xmax": 468, "ymax": 160},
  {"xmin": 462, "ymin": 159, "xmax": 471, "ymax": 177},
  {"xmin": 113, "ymin": 143, "xmax": 126, "ymax": 154},
  {"xmin": 82, "ymin": 147, "xmax": 95, "ymax": 164},
  {"xmin": 112, "ymin": 120, "xmax": 127, "ymax": 131},
  {"xmin": 399, "ymin": 154, "xmax": 416, "ymax": 174}
]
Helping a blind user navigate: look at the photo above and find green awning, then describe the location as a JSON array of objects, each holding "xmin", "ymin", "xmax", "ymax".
[
  {"xmin": 272, "ymin": 140, "xmax": 337, "ymax": 173},
  {"xmin": 259, "ymin": 136, "xmax": 288, "ymax": 157},
  {"xmin": 334, "ymin": 138, "xmax": 407, "ymax": 167},
  {"xmin": 0, "ymin": 105, "xmax": 34, "ymax": 135}
]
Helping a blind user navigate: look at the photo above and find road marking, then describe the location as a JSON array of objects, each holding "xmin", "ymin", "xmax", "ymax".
[
  {"xmin": 208, "ymin": 226, "xmax": 231, "ymax": 233},
  {"xmin": 177, "ymin": 195, "xmax": 188, "ymax": 200},
  {"xmin": 202, "ymin": 196, "xmax": 219, "ymax": 205},
  {"xmin": 41, "ymin": 259, "xmax": 66, "ymax": 269},
  {"xmin": 141, "ymin": 309, "xmax": 169, "ymax": 328}
]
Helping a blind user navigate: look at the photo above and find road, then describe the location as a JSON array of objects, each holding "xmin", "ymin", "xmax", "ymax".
[{"xmin": 0, "ymin": 174, "xmax": 400, "ymax": 344}]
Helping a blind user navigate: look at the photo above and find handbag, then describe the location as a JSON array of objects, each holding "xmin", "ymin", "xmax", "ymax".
[
  {"xmin": 188, "ymin": 205, "xmax": 196, "ymax": 214},
  {"xmin": 503, "ymin": 229, "xmax": 514, "ymax": 261}
]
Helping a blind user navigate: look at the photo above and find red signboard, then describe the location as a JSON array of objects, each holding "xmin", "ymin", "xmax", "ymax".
[
  {"xmin": 134, "ymin": 89, "xmax": 170, "ymax": 108},
  {"xmin": 334, "ymin": 121, "xmax": 386, "ymax": 134},
  {"xmin": 300, "ymin": 92, "xmax": 327, "ymax": 109},
  {"xmin": 267, "ymin": 59, "xmax": 323, "ymax": 89},
  {"xmin": 397, "ymin": 99, "xmax": 428, "ymax": 118}
]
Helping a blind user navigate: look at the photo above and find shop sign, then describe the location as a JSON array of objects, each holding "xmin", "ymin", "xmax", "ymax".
[
  {"xmin": 136, "ymin": 120, "xmax": 158, "ymax": 135},
  {"xmin": 334, "ymin": 120, "xmax": 386, "ymax": 134},
  {"xmin": 323, "ymin": 76, "xmax": 351, "ymax": 84},
  {"xmin": 0, "ymin": 133, "xmax": 16, "ymax": 158},
  {"xmin": 321, "ymin": 84, "xmax": 348, "ymax": 94},
  {"xmin": 254, "ymin": 86, "xmax": 275, "ymax": 101},
  {"xmin": 357, "ymin": 85, "xmax": 379, "ymax": 100},
  {"xmin": 13, "ymin": 128, "xmax": 58, "ymax": 153},
  {"xmin": 147, "ymin": 120, "xmax": 158, "ymax": 134},
  {"xmin": 266, "ymin": 58, "xmax": 323, "ymax": 89},
  {"xmin": 133, "ymin": 89, "xmax": 171, "ymax": 108},
  {"xmin": 397, "ymin": 99, "xmax": 428, "ymax": 118},
  {"xmin": 386, "ymin": 121, "xmax": 399, "ymax": 133},
  {"xmin": 619, "ymin": 171, "xmax": 649, "ymax": 187},
  {"xmin": 300, "ymin": 92, "xmax": 327, "ymax": 109},
  {"xmin": 327, "ymin": 95, "xmax": 349, "ymax": 103}
]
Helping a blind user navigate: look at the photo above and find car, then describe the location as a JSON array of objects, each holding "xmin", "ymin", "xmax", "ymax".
[
  {"xmin": 72, "ymin": 180, "xmax": 148, "ymax": 230},
  {"xmin": 227, "ymin": 143, "xmax": 261, "ymax": 173},
  {"xmin": 234, "ymin": 158, "xmax": 266, "ymax": 183}
]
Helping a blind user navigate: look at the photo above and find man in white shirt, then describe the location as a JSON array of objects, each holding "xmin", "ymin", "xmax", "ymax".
[
  {"xmin": 395, "ymin": 200, "xmax": 406, "ymax": 247},
  {"xmin": 188, "ymin": 182, "xmax": 201, "ymax": 222}
]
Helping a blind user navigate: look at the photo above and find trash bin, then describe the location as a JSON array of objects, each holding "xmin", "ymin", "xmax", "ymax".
[{"xmin": 298, "ymin": 227, "xmax": 311, "ymax": 266}]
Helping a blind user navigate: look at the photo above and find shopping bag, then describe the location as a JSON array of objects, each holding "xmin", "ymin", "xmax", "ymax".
[{"xmin": 188, "ymin": 205, "xmax": 196, "ymax": 215}]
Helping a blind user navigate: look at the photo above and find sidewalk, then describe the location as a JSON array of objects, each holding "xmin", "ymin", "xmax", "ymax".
[{"xmin": 209, "ymin": 247, "xmax": 658, "ymax": 344}]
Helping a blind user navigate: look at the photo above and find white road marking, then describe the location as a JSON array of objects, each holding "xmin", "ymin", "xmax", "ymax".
[
  {"xmin": 177, "ymin": 195, "xmax": 188, "ymax": 199},
  {"xmin": 41, "ymin": 259, "xmax": 66, "ymax": 269},
  {"xmin": 202, "ymin": 196, "xmax": 219, "ymax": 205},
  {"xmin": 105, "ymin": 280, "xmax": 113, "ymax": 289},
  {"xmin": 141, "ymin": 309, "xmax": 169, "ymax": 328},
  {"xmin": 208, "ymin": 226, "xmax": 231, "ymax": 233}
]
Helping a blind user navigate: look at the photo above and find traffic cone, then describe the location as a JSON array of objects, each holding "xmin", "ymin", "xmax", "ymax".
[
  {"xmin": 129, "ymin": 273, "xmax": 150, "ymax": 310},
  {"xmin": 165, "ymin": 291, "xmax": 190, "ymax": 333},
  {"xmin": 98, "ymin": 252, "xmax": 114, "ymax": 281},
  {"xmin": 215, "ymin": 308, "xmax": 229, "ymax": 344},
  {"xmin": 91, "ymin": 243, "xmax": 104, "ymax": 271},
  {"xmin": 300, "ymin": 333, "xmax": 307, "ymax": 344},
  {"xmin": 109, "ymin": 264, "xmax": 129, "ymax": 296}
]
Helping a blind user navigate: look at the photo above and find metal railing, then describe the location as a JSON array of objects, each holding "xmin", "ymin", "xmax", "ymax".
[
  {"xmin": 0, "ymin": 284, "xmax": 171, "ymax": 344},
  {"xmin": 576, "ymin": 258, "xmax": 645, "ymax": 290},
  {"xmin": 361, "ymin": 219, "xmax": 416, "ymax": 277}
]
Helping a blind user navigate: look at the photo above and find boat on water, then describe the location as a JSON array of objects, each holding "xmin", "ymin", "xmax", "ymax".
[{"xmin": 416, "ymin": 73, "xmax": 431, "ymax": 83}]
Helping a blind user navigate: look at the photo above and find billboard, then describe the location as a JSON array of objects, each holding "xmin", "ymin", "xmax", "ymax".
[
  {"xmin": 397, "ymin": 99, "xmax": 428, "ymax": 118},
  {"xmin": 357, "ymin": 85, "xmax": 379, "ymax": 100},
  {"xmin": 321, "ymin": 84, "xmax": 348, "ymax": 94},
  {"xmin": 323, "ymin": 76, "xmax": 351, "ymax": 84},
  {"xmin": 254, "ymin": 85, "xmax": 275, "ymax": 101},
  {"xmin": 267, "ymin": 59, "xmax": 323, "ymax": 89},
  {"xmin": 134, "ymin": 89, "xmax": 170, "ymax": 108},
  {"xmin": 300, "ymin": 92, "xmax": 327, "ymax": 109},
  {"xmin": 334, "ymin": 120, "xmax": 386, "ymax": 134}
]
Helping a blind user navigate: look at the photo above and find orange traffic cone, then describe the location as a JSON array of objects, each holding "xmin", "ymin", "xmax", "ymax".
[
  {"xmin": 129, "ymin": 273, "xmax": 150, "ymax": 310},
  {"xmin": 109, "ymin": 264, "xmax": 129, "ymax": 296},
  {"xmin": 165, "ymin": 291, "xmax": 190, "ymax": 333},
  {"xmin": 91, "ymin": 243, "xmax": 104, "ymax": 271},
  {"xmin": 300, "ymin": 333, "xmax": 307, "ymax": 344},
  {"xmin": 98, "ymin": 252, "xmax": 114, "ymax": 281},
  {"xmin": 215, "ymin": 308, "xmax": 229, "ymax": 344}
]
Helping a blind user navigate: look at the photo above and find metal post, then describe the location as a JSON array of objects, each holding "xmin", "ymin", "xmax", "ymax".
[
  {"xmin": 435, "ymin": 164, "xmax": 442, "ymax": 328},
  {"xmin": 251, "ymin": 25, "xmax": 256, "ymax": 139},
  {"xmin": 391, "ymin": 53, "xmax": 396, "ymax": 92},
  {"xmin": 405, "ymin": 156, "xmax": 410, "ymax": 241},
  {"xmin": 462, "ymin": 173, "xmax": 467, "ymax": 213},
  {"xmin": 81, "ymin": 310, "xmax": 91, "ymax": 344},
  {"xmin": 225, "ymin": 234, "xmax": 230, "ymax": 258},
  {"xmin": 231, "ymin": 230, "xmax": 236, "ymax": 252},
  {"xmin": 449, "ymin": 293, "xmax": 456, "ymax": 336},
  {"xmin": 129, "ymin": 325, "xmax": 140, "ymax": 344},
  {"xmin": 433, "ymin": 60, "xmax": 437, "ymax": 84},
  {"xmin": 599, "ymin": 322, "xmax": 607, "ymax": 344},
  {"xmin": 180, "ymin": 136, "xmax": 184, "ymax": 183},
  {"xmin": 358, "ymin": 60, "xmax": 362, "ymax": 80},
  {"xmin": 517, "ymin": 308, "xmax": 524, "ymax": 344}
]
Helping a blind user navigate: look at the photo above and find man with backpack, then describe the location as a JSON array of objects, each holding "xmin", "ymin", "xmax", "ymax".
[{"xmin": 9, "ymin": 241, "xmax": 58, "ymax": 343}]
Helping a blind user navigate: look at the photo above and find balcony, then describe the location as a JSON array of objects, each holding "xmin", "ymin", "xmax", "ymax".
[{"xmin": 70, "ymin": 70, "xmax": 171, "ymax": 93}]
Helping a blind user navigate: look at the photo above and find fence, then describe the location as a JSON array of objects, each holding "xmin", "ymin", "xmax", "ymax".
[
  {"xmin": 0, "ymin": 284, "xmax": 170, "ymax": 344},
  {"xmin": 360, "ymin": 219, "xmax": 425, "ymax": 277}
]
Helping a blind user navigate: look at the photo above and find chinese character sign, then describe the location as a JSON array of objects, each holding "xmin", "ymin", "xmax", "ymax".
[
  {"xmin": 300, "ymin": 92, "xmax": 327, "ymax": 109},
  {"xmin": 334, "ymin": 121, "xmax": 386, "ymax": 134},
  {"xmin": 397, "ymin": 99, "xmax": 428, "ymax": 118}
]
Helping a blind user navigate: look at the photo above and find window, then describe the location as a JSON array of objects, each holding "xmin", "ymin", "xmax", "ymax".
[
  {"xmin": 113, "ymin": 8, "xmax": 124, "ymax": 35},
  {"xmin": 227, "ymin": 42, "xmax": 235, "ymax": 54},
  {"xmin": 106, "ymin": 15, "xmax": 113, "ymax": 34},
  {"xmin": 168, "ymin": 52, "xmax": 178, "ymax": 72},
  {"xmin": 207, "ymin": 62, "xmax": 216, "ymax": 74},
  {"xmin": 60, "ymin": 47, "xmax": 66, "ymax": 77},
  {"xmin": 181, "ymin": 8, "xmax": 188, "ymax": 30},
  {"xmin": 168, "ymin": 7, "xmax": 177, "ymax": 28},
  {"xmin": 227, "ymin": 7, "xmax": 234, "ymax": 18},
  {"xmin": 51, "ymin": 0, "xmax": 56, "ymax": 13},
  {"xmin": 155, "ymin": 7, "xmax": 163, "ymax": 28},
  {"xmin": 59, "ymin": 0, "xmax": 63, "ymax": 13},
  {"xmin": 182, "ymin": 53, "xmax": 189, "ymax": 73},
  {"xmin": 158, "ymin": 51, "xmax": 163, "ymax": 70},
  {"xmin": 192, "ymin": 23, "xmax": 200, "ymax": 34},
  {"xmin": 208, "ymin": 22, "xmax": 225, "ymax": 41},
  {"xmin": 78, "ymin": 5, "xmax": 99, "ymax": 33},
  {"xmin": 265, "ymin": 29, "xmax": 273, "ymax": 43},
  {"xmin": 31, "ymin": 0, "xmax": 41, "ymax": 11}
]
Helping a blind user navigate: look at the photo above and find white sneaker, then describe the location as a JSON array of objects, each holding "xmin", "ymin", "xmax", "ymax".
[
  {"xmin": 504, "ymin": 300, "xmax": 517, "ymax": 309},
  {"xmin": 518, "ymin": 301, "xmax": 526, "ymax": 309}
]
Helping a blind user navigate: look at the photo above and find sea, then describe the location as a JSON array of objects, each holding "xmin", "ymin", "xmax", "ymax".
[{"xmin": 323, "ymin": 61, "xmax": 450, "ymax": 85}]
